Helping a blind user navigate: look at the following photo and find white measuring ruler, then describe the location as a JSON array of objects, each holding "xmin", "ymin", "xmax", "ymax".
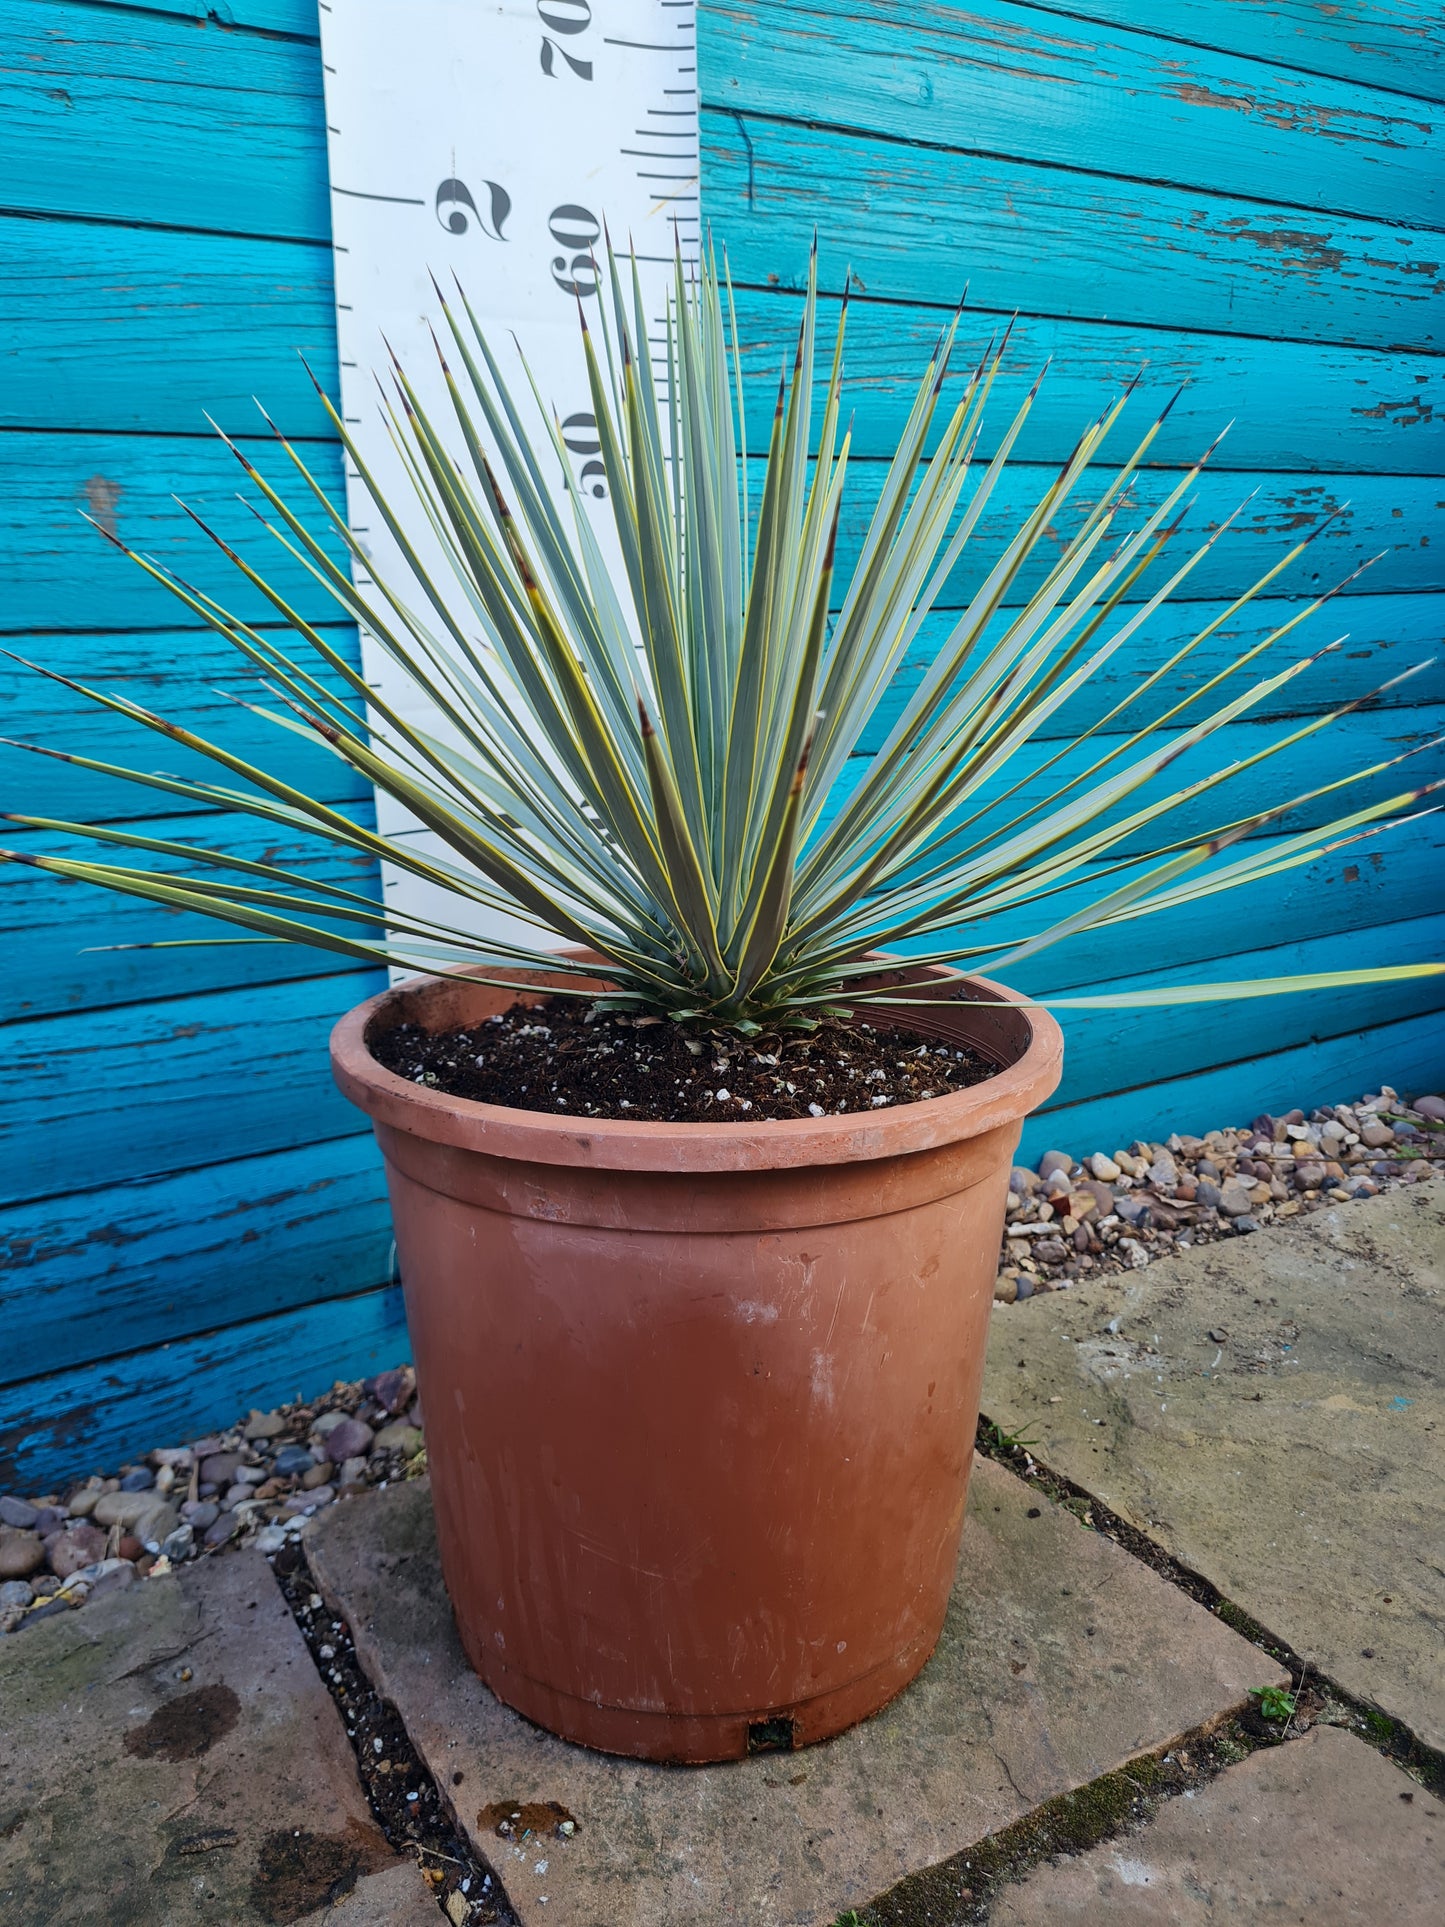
[{"xmin": 317, "ymin": 1, "xmax": 700, "ymax": 960}]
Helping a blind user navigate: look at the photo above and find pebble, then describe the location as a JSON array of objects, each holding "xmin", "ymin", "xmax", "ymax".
[
  {"xmin": 118, "ymin": 1467, "xmax": 154, "ymax": 1493},
  {"xmin": 372, "ymin": 1365, "xmax": 417, "ymax": 1415},
  {"xmin": 337, "ymin": 1456, "xmax": 370, "ymax": 1488},
  {"xmin": 64, "ymin": 1482, "xmax": 103, "ymax": 1518},
  {"xmin": 1088, "ymin": 1153, "xmax": 1121, "ymax": 1182},
  {"xmin": 204, "ymin": 1512, "xmax": 241, "ymax": 1548},
  {"xmin": 181, "ymin": 1500, "xmax": 220, "ymax": 1530},
  {"xmin": 90, "ymin": 1491, "xmax": 146, "ymax": 1531},
  {"xmin": 199, "ymin": 1452, "xmax": 244, "ymax": 1488},
  {"xmin": 1415, "ymin": 1094, "xmax": 1445, "ymax": 1122},
  {"xmin": 372, "ymin": 1422, "xmax": 424, "ymax": 1457},
  {"xmin": 1217, "ymin": 1180, "xmax": 1255, "ymax": 1218},
  {"xmin": 254, "ymin": 1525, "xmax": 289, "ymax": 1553},
  {"xmin": 273, "ymin": 1444, "xmax": 317, "ymax": 1478},
  {"xmin": 243, "ymin": 1409, "xmax": 287, "ymax": 1441},
  {"xmin": 1038, "ymin": 1150, "xmax": 1072, "ymax": 1180},
  {"xmin": 312, "ymin": 1410, "xmax": 351, "ymax": 1439},
  {"xmin": 0, "ymin": 1529, "xmax": 45, "ymax": 1580},
  {"xmin": 0, "ymin": 1579, "xmax": 35, "ymax": 1609},
  {"xmin": 324, "ymin": 1418, "xmax": 375, "ymax": 1464},
  {"xmin": 302, "ymin": 1461, "xmax": 335, "ymax": 1491},
  {"xmin": 45, "ymin": 1523, "xmax": 107, "ymax": 1579},
  {"xmin": 0, "ymin": 1497, "xmax": 40, "ymax": 1530}
]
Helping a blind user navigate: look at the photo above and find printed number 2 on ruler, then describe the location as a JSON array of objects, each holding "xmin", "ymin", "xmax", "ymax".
[{"xmin": 318, "ymin": 2, "xmax": 700, "ymax": 960}]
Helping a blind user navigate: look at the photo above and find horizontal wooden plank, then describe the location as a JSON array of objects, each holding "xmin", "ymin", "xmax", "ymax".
[
  {"xmin": 784, "ymin": 459, "xmax": 1442, "ymax": 607},
  {"xmin": 703, "ymin": 1, "xmax": 1443, "ymax": 226},
  {"xmin": 1, "ymin": 625, "xmax": 368, "ymax": 820},
  {"xmin": 0, "ymin": 1280, "xmax": 410, "ymax": 1493},
  {"xmin": 0, "ymin": 0, "xmax": 331, "ymax": 242},
  {"xmin": 1017, "ymin": 910, "xmax": 1445, "ymax": 1114},
  {"xmin": 822, "ymin": 703, "xmax": 1445, "ymax": 855},
  {"xmin": 14, "ymin": 221, "xmax": 1440, "ymax": 476},
  {"xmin": 1, "ymin": 1129, "xmax": 390, "ymax": 1391},
  {"xmin": 935, "ymin": 812, "xmax": 1445, "ymax": 994},
  {"xmin": 2, "ymin": 967, "xmax": 384, "ymax": 1205},
  {"xmin": 3, "ymin": 806, "xmax": 381, "ymax": 1018},
  {"xmin": 0, "ymin": 430, "xmax": 352, "ymax": 632},
  {"xmin": 1013, "ymin": 1, "xmax": 1445, "ymax": 104},
  {"xmin": 87, "ymin": 0, "xmax": 320, "ymax": 35},
  {"xmin": 702, "ymin": 109, "xmax": 1445, "ymax": 351},
  {"xmin": 9, "ymin": 431, "xmax": 1435, "ymax": 633},
  {"xmin": 1018, "ymin": 1004, "xmax": 1445, "ymax": 1166},
  {"xmin": 730, "ymin": 288, "xmax": 1444, "ymax": 475},
  {"xmin": 863, "ymin": 593, "xmax": 1445, "ymax": 754},
  {"xmin": 0, "ymin": 214, "xmax": 340, "ymax": 437}
]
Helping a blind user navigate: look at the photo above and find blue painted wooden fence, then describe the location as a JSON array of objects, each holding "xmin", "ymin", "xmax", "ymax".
[{"xmin": 1, "ymin": 0, "xmax": 1442, "ymax": 1488}]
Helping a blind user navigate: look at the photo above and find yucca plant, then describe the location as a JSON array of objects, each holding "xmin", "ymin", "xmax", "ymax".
[{"xmin": 2, "ymin": 241, "xmax": 1439, "ymax": 1038}]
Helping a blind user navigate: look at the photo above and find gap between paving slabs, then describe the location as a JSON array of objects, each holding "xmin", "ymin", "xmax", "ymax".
[{"xmin": 268, "ymin": 1538, "xmax": 519, "ymax": 1927}]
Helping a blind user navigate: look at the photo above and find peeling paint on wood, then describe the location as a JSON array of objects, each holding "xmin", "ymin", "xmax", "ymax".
[
  {"xmin": 703, "ymin": 3, "xmax": 1442, "ymax": 225},
  {"xmin": 704, "ymin": 111, "xmax": 1443, "ymax": 351},
  {"xmin": 0, "ymin": 1281, "xmax": 409, "ymax": 1491}
]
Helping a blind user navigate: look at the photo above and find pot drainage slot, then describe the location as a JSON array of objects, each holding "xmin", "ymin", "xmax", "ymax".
[{"xmin": 747, "ymin": 1716, "xmax": 796, "ymax": 1754}]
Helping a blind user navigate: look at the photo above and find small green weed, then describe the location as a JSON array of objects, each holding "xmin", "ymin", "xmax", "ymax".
[
  {"xmin": 1249, "ymin": 1685, "xmax": 1298, "ymax": 1722},
  {"xmin": 985, "ymin": 1419, "xmax": 1042, "ymax": 1455}
]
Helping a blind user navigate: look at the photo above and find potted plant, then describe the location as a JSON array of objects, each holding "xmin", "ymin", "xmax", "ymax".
[{"xmin": 4, "ymin": 245, "xmax": 1437, "ymax": 1762}]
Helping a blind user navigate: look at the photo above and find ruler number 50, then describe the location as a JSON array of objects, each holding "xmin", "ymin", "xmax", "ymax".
[{"xmin": 539, "ymin": 0, "xmax": 593, "ymax": 81}]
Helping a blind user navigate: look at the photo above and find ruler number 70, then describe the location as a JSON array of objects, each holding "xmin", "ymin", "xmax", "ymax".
[{"xmin": 539, "ymin": 0, "xmax": 593, "ymax": 81}]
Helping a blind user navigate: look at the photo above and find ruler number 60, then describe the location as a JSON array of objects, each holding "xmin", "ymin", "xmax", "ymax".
[
  {"xmin": 539, "ymin": 0, "xmax": 593, "ymax": 81},
  {"xmin": 550, "ymin": 206, "xmax": 601, "ymax": 299}
]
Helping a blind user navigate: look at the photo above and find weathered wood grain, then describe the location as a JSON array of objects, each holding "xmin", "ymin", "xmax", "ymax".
[
  {"xmin": 0, "ymin": 1281, "xmax": 410, "ymax": 1493},
  {"xmin": 87, "ymin": 0, "xmax": 320, "ymax": 34},
  {"xmin": 861, "ymin": 593, "xmax": 1445, "ymax": 754},
  {"xmin": 778, "ymin": 458, "xmax": 1441, "ymax": 607},
  {"xmin": 1, "ymin": 625, "xmax": 368, "ymax": 822},
  {"xmin": 729, "ymin": 288, "xmax": 1443, "ymax": 474},
  {"xmin": 702, "ymin": 2, "xmax": 1443, "ymax": 225},
  {"xmin": 7, "ymin": 431, "xmax": 1433, "ymax": 635},
  {"xmin": 703, "ymin": 110, "xmax": 1444, "ymax": 351},
  {"xmin": 0, "ymin": 430, "xmax": 352, "ymax": 633},
  {"xmin": 821, "ymin": 703, "xmax": 1445, "ymax": 855},
  {"xmin": 1, "ymin": 1130, "xmax": 390, "ymax": 1392},
  {"xmin": 3, "ymin": 808, "xmax": 381, "ymax": 1018},
  {"xmin": 1019, "ymin": 1006, "xmax": 1445, "ymax": 1166},
  {"xmin": 1017, "ymin": 1, "xmax": 1445, "ymax": 103},
  {"xmin": 0, "ymin": 0, "xmax": 331, "ymax": 241},
  {"xmin": 1011, "ymin": 910, "xmax": 1445, "ymax": 1107},
  {"xmin": 0, "ymin": 215, "xmax": 341, "ymax": 438},
  {"xmin": 940, "ymin": 815, "xmax": 1445, "ymax": 994},
  {"xmin": 11, "ymin": 229, "xmax": 1439, "ymax": 477},
  {"xmin": 3, "ymin": 967, "xmax": 383, "ymax": 1205}
]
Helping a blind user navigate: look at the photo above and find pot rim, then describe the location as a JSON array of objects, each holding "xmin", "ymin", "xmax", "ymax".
[{"xmin": 330, "ymin": 958, "xmax": 1063, "ymax": 1174}]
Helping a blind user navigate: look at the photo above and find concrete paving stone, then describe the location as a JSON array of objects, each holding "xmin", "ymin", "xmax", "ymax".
[
  {"xmin": 981, "ymin": 1188, "xmax": 1445, "ymax": 1749},
  {"xmin": 299, "ymin": 1858, "xmax": 441, "ymax": 1926},
  {"xmin": 306, "ymin": 1459, "xmax": 1282, "ymax": 1927},
  {"xmin": 991, "ymin": 1724, "xmax": 1444, "ymax": 1924},
  {"xmin": 0, "ymin": 1551, "xmax": 397, "ymax": 1927}
]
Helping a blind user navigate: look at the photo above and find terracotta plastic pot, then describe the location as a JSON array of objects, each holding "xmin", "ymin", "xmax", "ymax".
[{"xmin": 331, "ymin": 958, "xmax": 1062, "ymax": 1762}]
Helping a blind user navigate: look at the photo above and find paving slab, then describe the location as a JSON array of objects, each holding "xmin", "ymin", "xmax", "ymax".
[
  {"xmin": 0, "ymin": 1550, "xmax": 403, "ymax": 1927},
  {"xmin": 304, "ymin": 1859, "xmax": 441, "ymax": 1926},
  {"xmin": 991, "ymin": 1723, "xmax": 1444, "ymax": 1924},
  {"xmin": 981, "ymin": 1187, "xmax": 1445, "ymax": 1748},
  {"xmin": 306, "ymin": 1458, "xmax": 1280, "ymax": 1927}
]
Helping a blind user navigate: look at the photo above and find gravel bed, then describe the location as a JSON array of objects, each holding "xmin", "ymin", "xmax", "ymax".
[
  {"xmin": 2, "ymin": 1085, "xmax": 1441, "ymax": 1633},
  {"xmin": 995, "ymin": 1084, "xmax": 1445, "ymax": 1303}
]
